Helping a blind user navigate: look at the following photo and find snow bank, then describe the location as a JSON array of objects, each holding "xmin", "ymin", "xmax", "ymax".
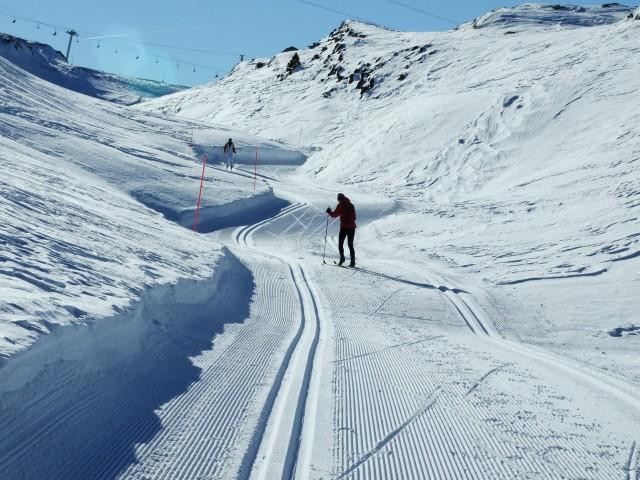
[
  {"xmin": 0, "ymin": 32, "xmax": 185, "ymax": 105},
  {"xmin": 0, "ymin": 43, "xmax": 303, "ymax": 359},
  {"xmin": 0, "ymin": 134, "xmax": 222, "ymax": 360},
  {"xmin": 0, "ymin": 249, "xmax": 254, "ymax": 479}
]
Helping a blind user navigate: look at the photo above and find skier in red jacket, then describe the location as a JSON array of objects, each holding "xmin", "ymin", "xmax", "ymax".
[{"xmin": 326, "ymin": 193, "xmax": 357, "ymax": 267}]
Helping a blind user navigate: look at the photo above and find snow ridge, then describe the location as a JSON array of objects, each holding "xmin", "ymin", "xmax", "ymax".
[{"xmin": 463, "ymin": 3, "xmax": 634, "ymax": 30}]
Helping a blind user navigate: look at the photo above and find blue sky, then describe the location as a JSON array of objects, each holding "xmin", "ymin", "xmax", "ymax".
[{"xmin": 0, "ymin": 1, "xmax": 615, "ymax": 86}]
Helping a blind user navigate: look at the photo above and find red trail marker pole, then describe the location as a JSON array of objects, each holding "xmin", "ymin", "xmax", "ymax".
[
  {"xmin": 192, "ymin": 154, "xmax": 208, "ymax": 232},
  {"xmin": 254, "ymin": 147, "xmax": 259, "ymax": 190}
]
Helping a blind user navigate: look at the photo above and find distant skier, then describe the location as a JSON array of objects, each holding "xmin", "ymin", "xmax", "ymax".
[
  {"xmin": 223, "ymin": 138, "xmax": 236, "ymax": 170},
  {"xmin": 326, "ymin": 193, "xmax": 357, "ymax": 267}
]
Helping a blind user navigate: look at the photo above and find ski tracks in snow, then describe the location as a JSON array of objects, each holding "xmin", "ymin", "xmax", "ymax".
[
  {"xmin": 232, "ymin": 202, "xmax": 330, "ymax": 480},
  {"xmin": 399, "ymin": 259, "xmax": 640, "ymax": 414},
  {"xmin": 249, "ymin": 203, "xmax": 640, "ymax": 479},
  {"xmin": 63, "ymin": 198, "xmax": 640, "ymax": 480},
  {"xmin": 626, "ymin": 441, "xmax": 640, "ymax": 480},
  {"xmin": 319, "ymin": 258, "xmax": 636, "ymax": 479},
  {"xmin": 219, "ymin": 200, "xmax": 640, "ymax": 479},
  {"xmin": 118, "ymin": 255, "xmax": 300, "ymax": 480}
]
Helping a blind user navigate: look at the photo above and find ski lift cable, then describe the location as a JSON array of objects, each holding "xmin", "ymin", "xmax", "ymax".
[
  {"xmin": 81, "ymin": 36, "xmax": 225, "ymax": 72},
  {"xmin": 0, "ymin": 9, "xmax": 59, "ymax": 30},
  {"xmin": 80, "ymin": 28, "xmax": 246, "ymax": 56},
  {"xmin": 0, "ymin": 8, "xmax": 247, "ymax": 60},
  {"xmin": 92, "ymin": 37, "xmax": 225, "ymax": 72},
  {"xmin": 115, "ymin": 39, "xmax": 245, "ymax": 57},
  {"xmin": 83, "ymin": 25, "xmax": 210, "ymax": 41},
  {"xmin": 386, "ymin": 0, "xmax": 459, "ymax": 26},
  {"xmin": 0, "ymin": 9, "xmax": 226, "ymax": 73},
  {"xmin": 74, "ymin": 26, "xmax": 246, "ymax": 59},
  {"xmin": 67, "ymin": 22, "xmax": 247, "ymax": 58},
  {"xmin": 296, "ymin": 0, "xmax": 382, "ymax": 27}
]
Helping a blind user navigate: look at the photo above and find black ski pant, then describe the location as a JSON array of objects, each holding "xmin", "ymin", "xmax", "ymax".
[{"xmin": 338, "ymin": 228, "xmax": 355, "ymax": 264}]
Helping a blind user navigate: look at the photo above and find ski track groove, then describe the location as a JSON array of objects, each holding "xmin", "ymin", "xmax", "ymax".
[
  {"xmin": 315, "ymin": 249, "xmax": 631, "ymax": 478},
  {"xmin": 117, "ymin": 254, "xmax": 299, "ymax": 480},
  {"xmin": 234, "ymin": 266, "xmax": 308, "ymax": 480},
  {"xmin": 625, "ymin": 442, "xmax": 638, "ymax": 480},
  {"xmin": 230, "ymin": 201, "xmax": 326, "ymax": 480},
  {"xmin": 465, "ymin": 363, "xmax": 512, "ymax": 397},
  {"xmin": 284, "ymin": 264, "xmax": 322, "ymax": 479}
]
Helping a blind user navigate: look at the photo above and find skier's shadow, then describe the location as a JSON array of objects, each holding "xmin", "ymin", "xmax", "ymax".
[{"xmin": 354, "ymin": 267, "xmax": 467, "ymax": 294}]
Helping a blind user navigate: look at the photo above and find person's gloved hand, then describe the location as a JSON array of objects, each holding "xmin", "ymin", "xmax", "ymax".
[{"xmin": 325, "ymin": 207, "xmax": 332, "ymax": 214}]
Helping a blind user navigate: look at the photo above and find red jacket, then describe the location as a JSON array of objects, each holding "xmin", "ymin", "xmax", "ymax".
[{"xmin": 329, "ymin": 197, "xmax": 357, "ymax": 228}]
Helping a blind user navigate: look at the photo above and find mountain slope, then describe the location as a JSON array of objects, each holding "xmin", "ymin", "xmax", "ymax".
[
  {"xmin": 0, "ymin": 42, "xmax": 304, "ymax": 360},
  {"xmin": 2, "ymin": 5, "xmax": 640, "ymax": 478},
  {"xmin": 0, "ymin": 33, "xmax": 185, "ymax": 105},
  {"xmin": 144, "ymin": 6, "xmax": 640, "ymax": 381},
  {"xmin": 466, "ymin": 2, "xmax": 633, "ymax": 28},
  {"xmin": 143, "ymin": 4, "xmax": 637, "ymax": 199}
]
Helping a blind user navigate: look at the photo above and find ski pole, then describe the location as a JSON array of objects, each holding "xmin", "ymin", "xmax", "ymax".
[{"xmin": 322, "ymin": 214, "xmax": 329, "ymax": 264}]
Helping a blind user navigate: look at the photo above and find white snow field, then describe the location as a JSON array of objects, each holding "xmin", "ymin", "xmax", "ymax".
[{"xmin": 1, "ymin": 3, "xmax": 640, "ymax": 480}]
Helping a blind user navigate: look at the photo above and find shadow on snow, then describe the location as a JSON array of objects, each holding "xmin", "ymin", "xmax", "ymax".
[{"xmin": 0, "ymin": 253, "xmax": 254, "ymax": 479}]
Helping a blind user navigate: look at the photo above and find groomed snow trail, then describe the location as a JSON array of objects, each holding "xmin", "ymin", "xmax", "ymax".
[
  {"xmin": 0, "ymin": 249, "xmax": 311, "ymax": 480},
  {"xmin": 231, "ymin": 203, "xmax": 330, "ymax": 480},
  {"xmin": 4, "ymin": 176, "xmax": 638, "ymax": 479},
  {"xmin": 241, "ymin": 191, "xmax": 640, "ymax": 480},
  {"xmin": 118, "ymin": 253, "xmax": 300, "ymax": 480}
]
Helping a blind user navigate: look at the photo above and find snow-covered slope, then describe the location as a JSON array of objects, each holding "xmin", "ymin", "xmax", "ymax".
[
  {"xmin": 464, "ymin": 2, "xmax": 633, "ymax": 29},
  {"xmin": 3, "ymin": 4, "xmax": 640, "ymax": 478},
  {"xmin": 0, "ymin": 47, "xmax": 303, "ymax": 360},
  {"xmin": 0, "ymin": 33, "xmax": 185, "ymax": 105},
  {"xmin": 145, "ymin": 6, "xmax": 640, "ymax": 380}
]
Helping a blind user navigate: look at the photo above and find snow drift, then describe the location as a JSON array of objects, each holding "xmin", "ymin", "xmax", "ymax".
[{"xmin": 0, "ymin": 249, "xmax": 254, "ymax": 479}]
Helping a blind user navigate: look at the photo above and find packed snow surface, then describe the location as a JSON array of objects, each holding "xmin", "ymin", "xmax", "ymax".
[
  {"xmin": 0, "ymin": 33, "xmax": 185, "ymax": 104},
  {"xmin": 2, "ymin": 3, "xmax": 640, "ymax": 479}
]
